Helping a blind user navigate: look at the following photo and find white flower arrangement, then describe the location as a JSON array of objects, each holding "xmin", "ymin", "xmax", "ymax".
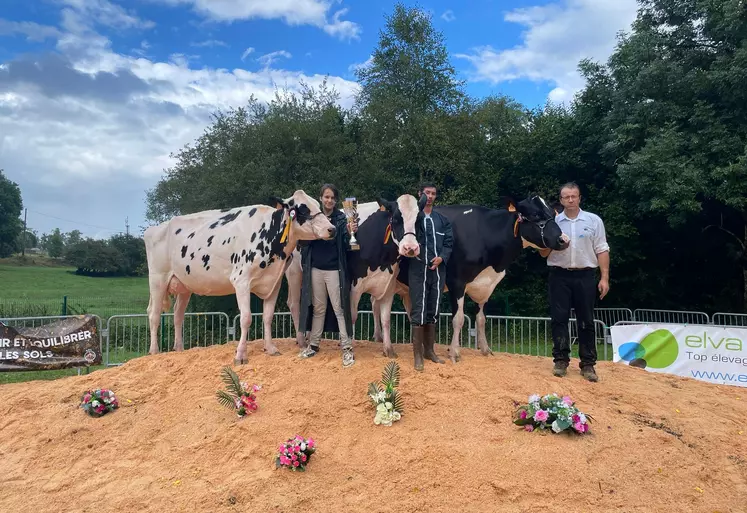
[{"xmin": 367, "ymin": 362, "xmax": 403, "ymax": 427}]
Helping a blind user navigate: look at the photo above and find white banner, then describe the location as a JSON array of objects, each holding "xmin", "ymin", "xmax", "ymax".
[{"xmin": 610, "ymin": 323, "xmax": 747, "ymax": 388}]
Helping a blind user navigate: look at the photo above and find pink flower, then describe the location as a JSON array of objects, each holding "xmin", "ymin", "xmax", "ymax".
[
  {"xmin": 291, "ymin": 454, "xmax": 297, "ymax": 461},
  {"xmin": 83, "ymin": 393, "xmax": 92, "ymax": 402},
  {"xmin": 525, "ymin": 425, "xmax": 534, "ymax": 432},
  {"xmin": 293, "ymin": 461, "xmax": 299, "ymax": 467},
  {"xmin": 574, "ymin": 422, "xmax": 588, "ymax": 433},
  {"xmin": 572, "ymin": 414, "xmax": 580, "ymax": 423},
  {"xmin": 533, "ymin": 410, "xmax": 549, "ymax": 422},
  {"xmin": 520, "ymin": 410, "xmax": 527, "ymax": 419},
  {"xmin": 301, "ymin": 454, "xmax": 307, "ymax": 462},
  {"xmin": 253, "ymin": 385, "xmax": 260, "ymax": 392},
  {"xmin": 562, "ymin": 396, "xmax": 573, "ymax": 405},
  {"xmin": 307, "ymin": 439, "xmax": 315, "ymax": 448}
]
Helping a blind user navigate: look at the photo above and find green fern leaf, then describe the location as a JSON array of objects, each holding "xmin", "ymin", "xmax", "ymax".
[
  {"xmin": 381, "ymin": 361, "xmax": 400, "ymax": 388},
  {"xmin": 216, "ymin": 390, "xmax": 238, "ymax": 411},
  {"xmin": 389, "ymin": 389, "xmax": 404, "ymax": 414},
  {"xmin": 220, "ymin": 366, "xmax": 244, "ymax": 397},
  {"xmin": 368, "ymin": 382, "xmax": 381, "ymax": 405}
]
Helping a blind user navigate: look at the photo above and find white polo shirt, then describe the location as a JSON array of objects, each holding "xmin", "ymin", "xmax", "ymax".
[{"xmin": 547, "ymin": 209, "xmax": 609, "ymax": 269}]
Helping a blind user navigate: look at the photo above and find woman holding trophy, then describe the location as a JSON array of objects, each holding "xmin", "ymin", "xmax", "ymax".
[{"xmin": 297, "ymin": 184, "xmax": 359, "ymax": 368}]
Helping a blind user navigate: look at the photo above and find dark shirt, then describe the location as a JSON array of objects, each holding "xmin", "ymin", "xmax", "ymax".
[
  {"xmin": 310, "ymin": 237, "xmax": 339, "ymax": 270},
  {"xmin": 310, "ymin": 212, "xmax": 341, "ymax": 270}
]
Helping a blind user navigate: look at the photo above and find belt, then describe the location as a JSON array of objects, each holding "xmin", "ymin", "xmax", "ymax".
[{"xmin": 550, "ymin": 266, "xmax": 596, "ymax": 272}]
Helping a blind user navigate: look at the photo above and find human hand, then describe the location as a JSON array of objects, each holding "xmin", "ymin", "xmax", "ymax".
[
  {"xmin": 347, "ymin": 219, "xmax": 358, "ymax": 234},
  {"xmin": 598, "ymin": 278, "xmax": 609, "ymax": 300},
  {"xmin": 430, "ymin": 256, "xmax": 443, "ymax": 270}
]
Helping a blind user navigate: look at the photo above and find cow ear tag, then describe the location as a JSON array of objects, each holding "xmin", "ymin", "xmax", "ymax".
[
  {"xmin": 508, "ymin": 202, "xmax": 516, "ymax": 212},
  {"xmin": 513, "ymin": 213, "xmax": 522, "ymax": 238},
  {"xmin": 384, "ymin": 224, "xmax": 392, "ymax": 244},
  {"xmin": 280, "ymin": 210, "xmax": 295, "ymax": 243}
]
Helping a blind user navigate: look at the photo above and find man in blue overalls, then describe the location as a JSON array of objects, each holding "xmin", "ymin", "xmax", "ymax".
[{"xmin": 409, "ymin": 182, "xmax": 453, "ymax": 372}]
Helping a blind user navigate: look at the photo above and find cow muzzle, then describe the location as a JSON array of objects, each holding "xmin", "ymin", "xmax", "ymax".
[
  {"xmin": 327, "ymin": 226, "xmax": 337, "ymax": 239},
  {"xmin": 399, "ymin": 241, "xmax": 420, "ymax": 257}
]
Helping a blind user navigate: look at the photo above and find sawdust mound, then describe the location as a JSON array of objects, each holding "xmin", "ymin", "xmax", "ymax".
[{"xmin": 1, "ymin": 339, "xmax": 745, "ymax": 513}]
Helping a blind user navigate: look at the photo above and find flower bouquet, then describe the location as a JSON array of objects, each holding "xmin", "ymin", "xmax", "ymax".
[
  {"xmin": 275, "ymin": 435, "xmax": 316, "ymax": 471},
  {"xmin": 513, "ymin": 393, "xmax": 593, "ymax": 434},
  {"xmin": 80, "ymin": 388, "xmax": 119, "ymax": 417},
  {"xmin": 367, "ymin": 361, "xmax": 403, "ymax": 426},
  {"xmin": 216, "ymin": 366, "xmax": 261, "ymax": 417}
]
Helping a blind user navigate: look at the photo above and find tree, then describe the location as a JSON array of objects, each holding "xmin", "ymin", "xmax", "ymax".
[
  {"xmin": 46, "ymin": 228, "xmax": 64, "ymax": 258},
  {"xmin": 0, "ymin": 170, "xmax": 23, "ymax": 258},
  {"xmin": 64, "ymin": 230, "xmax": 82, "ymax": 247},
  {"xmin": 16, "ymin": 229, "xmax": 37, "ymax": 251},
  {"xmin": 577, "ymin": 0, "xmax": 747, "ymax": 308},
  {"xmin": 354, "ymin": 3, "xmax": 468, "ymax": 192}
]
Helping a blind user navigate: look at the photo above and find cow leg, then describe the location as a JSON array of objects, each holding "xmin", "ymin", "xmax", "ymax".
[
  {"xmin": 233, "ymin": 286, "xmax": 253, "ymax": 365},
  {"xmin": 173, "ymin": 291, "xmax": 192, "ymax": 351},
  {"xmin": 285, "ymin": 259, "xmax": 307, "ymax": 348},
  {"xmin": 147, "ymin": 274, "xmax": 170, "ymax": 355},
  {"xmin": 476, "ymin": 302, "xmax": 493, "ymax": 356},
  {"xmin": 371, "ymin": 297, "xmax": 384, "ymax": 342},
  {"xmin": 350, "ymin": 286, "xmax": 363, "ymax": 344},
  {"xmin": 378, "ymin": 295, "xmax": 398, "ymax": 358},
  {"xmin": 448, "ymin": 294, "xmax": 466, "ymax": 363},
  {"xmin": 261, "ymin": 279, "xmax": 282, "ymax": 356}
]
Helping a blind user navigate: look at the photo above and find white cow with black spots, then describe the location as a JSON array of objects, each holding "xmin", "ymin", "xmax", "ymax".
[{"xmin": 144, "ymin": 190, "xmax": 336, "ymax": 364}]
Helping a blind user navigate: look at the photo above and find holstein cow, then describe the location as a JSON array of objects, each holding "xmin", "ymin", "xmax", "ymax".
[
  {"xmin": 387, "ymin": 195, "xmax": 570, "ymax": 363},
  {"xmin": 144, "ymin": 190, "xmax": 336, "ymax": 364},
  {"xmin": 284, "ymin": 194, "xmax": 425, "ymax": 357}
]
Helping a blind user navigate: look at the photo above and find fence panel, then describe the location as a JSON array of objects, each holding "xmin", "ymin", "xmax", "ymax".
[
  {"xmin": 231, "ymin": 310, "xmax": 473, "ymax": 348},
  {"xmin": 571, "ymin": 308, "xmax": 634, "ymax": 327},
  {"xmin": 633, "ymin": 309, "xmax": 710, "ymax": 325},
  {"xmin": 106, "ymin": 312, "xmax": 230, "ymax": 365},
  {"xmin": 484, "ymin": 316, "xmax": 610, "ymax": 360},
  {"xmin": 711, "ymin": 312, "xmax": 747, "ymax": 327}
]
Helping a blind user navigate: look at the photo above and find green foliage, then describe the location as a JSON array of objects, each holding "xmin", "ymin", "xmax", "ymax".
[
  {"xmin": 368, "ymin": 361, "xmax": 404, "ymax": 414},
  {"xmin": 64, "ymin": 234, "xmax": 146, "ymax": 276},
  {"xmin": 216, "ymin": 366, "xmax": 244, "ymax": 411},
  {"xmin": 46, "ymin": 228, "xmax": 64, "ymax": 258},
  {"xmin": 0, "ymin": 170, "xmax": 23, "ymax": 258}
]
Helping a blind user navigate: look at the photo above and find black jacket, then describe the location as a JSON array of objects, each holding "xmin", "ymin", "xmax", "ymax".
[
  {"xmin": 417, "ymin": 210, "xmax": 454, "ymax": 266},
  {"xmin": 298, "ymin": 209, "xmax": 354, "ymax": 336}
]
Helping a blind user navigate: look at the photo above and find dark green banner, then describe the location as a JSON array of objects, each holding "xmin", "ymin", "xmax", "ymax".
[{"xmin": 0, "ymin": 315, "xmax": 101, "ymax": 371}]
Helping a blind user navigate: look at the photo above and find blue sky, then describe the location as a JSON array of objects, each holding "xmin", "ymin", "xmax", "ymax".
[{"xmin": 0, "ymin": 0, "xmax": 638, "ymax": 239}]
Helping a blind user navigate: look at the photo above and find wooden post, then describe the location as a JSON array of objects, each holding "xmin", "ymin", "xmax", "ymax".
[{"xmin": 21, "ymin": 209, "xmax": 27, "ymax": 256}]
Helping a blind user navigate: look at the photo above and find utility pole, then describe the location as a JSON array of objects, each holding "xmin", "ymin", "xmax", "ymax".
[
  {"xmin": 125, "ymin": 216, "xmax": 129, "ymax": 237},
  {"xmin": 21, "ymin": 208, "xmax": 27, "ymax": 257}
]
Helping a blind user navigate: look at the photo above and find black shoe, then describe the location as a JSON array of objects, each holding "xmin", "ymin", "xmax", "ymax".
[
  {"xmin": 553, "ymin": 362, "xmax": 568, "ymax": 377},
  {"xmin": 581, "ymin": 365, "xmax": 598, "ymax": 382}
]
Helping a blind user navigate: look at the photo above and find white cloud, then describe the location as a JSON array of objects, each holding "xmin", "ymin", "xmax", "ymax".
[
  {"xmin": 256, "ymin": 50, "xmax": 291, "ymax": 68},
  {"xmin": 455, "ymin": 0, "xmax": 638, "ymax": 104},
  {"xmin": 348, "ymin": 55, "xmax": 373, "ymax": 73},
  {"xmin": 58, "ymin": 0, "xmax": 155, "ymax": 31},
  {"xmin": 0, "ymin": 19, "xmax": 63, "ymax": 41},
  {"xmin": 441, "ymin": 9, "xmax": 456, "ymax": 22},
  {"xmin": 240, "ymin": 47, "xmax": 255, "ymax": 61},
  {"xmin": 191, "ymin": 39, "xmax": 228, "ymax": 47},
  {"xmin": 155, "ymin": 0, "xmax": 361, "ymax": 41},
  {"xmin": 0, "ymin": 3, "xmax": 359, "ymax": 238}
]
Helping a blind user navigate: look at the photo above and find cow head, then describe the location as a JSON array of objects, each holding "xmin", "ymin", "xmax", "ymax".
[
  {"xmin": 504, "ymin": 195, "xmax": 569, "ymax": 251},
  {"xmin": 376, "ymin": 194, "xmax": 422, "ymax": 257},
  {"xmin": 269, "ymin": 190, "xmax": 336, "ymax": 241}
]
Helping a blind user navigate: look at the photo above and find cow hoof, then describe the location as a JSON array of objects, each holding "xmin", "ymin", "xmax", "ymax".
[
  {"xmin": 234, "ymin": 358, "xmax": 247, "ymax": 365},
  {"xmin": 426, "ymin": 354, "xmax": 445, "ymax": 364},
  {"xmin": 450, "ymin": 354, "xmax": 461, "ymax": 363},
  {"xmin": 480, "ymin": 347, "xmax": 494, "ymax": 356},
  {"xmin": 264, "ymin": 347, "xmax": 281, "ymax": 356},
  {"xmin": 383, "ymin": 349, "xmax": 398, "ymax": 359}
]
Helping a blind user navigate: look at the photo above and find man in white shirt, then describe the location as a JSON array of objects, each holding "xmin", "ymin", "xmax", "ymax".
[{"xmin": 539, "ymin": 182, "xmax": 610, "ymax": 382}]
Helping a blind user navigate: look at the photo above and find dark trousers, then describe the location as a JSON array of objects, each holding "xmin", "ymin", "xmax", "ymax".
[
  {"xmin": 549, "ymin": 267, "xmax": 597, "ymax": 368},
  {"xmin": 409, "ymin": 261, "xmax": 446, "ymax": 326}
]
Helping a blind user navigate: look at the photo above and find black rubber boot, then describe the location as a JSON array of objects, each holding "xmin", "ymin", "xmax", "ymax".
[
  {"xmin": 423, "ymin": 323, "xmax": 444, "ymax": 364},
  {"xmin": 412, "ymin": 325, "xmax": 425, "ymax": 372}
]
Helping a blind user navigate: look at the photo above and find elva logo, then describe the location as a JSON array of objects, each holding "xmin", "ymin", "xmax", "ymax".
[{"xmin": 619, "ymin": 329, "xmax": 679, "ymax": 369}]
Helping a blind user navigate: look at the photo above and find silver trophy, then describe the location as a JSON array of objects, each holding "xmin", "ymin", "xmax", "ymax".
[{"xmin": 343, "ymin": 197, "xmax": 360, "ymax": 251}]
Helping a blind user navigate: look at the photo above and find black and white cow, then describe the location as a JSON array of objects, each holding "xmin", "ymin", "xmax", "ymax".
[
  {"xmin": 385, "ymin": 195, "xmax": 570, "ymax": 362},
  {"xmin": 144, "ymin": 190, "xmax": 336, "ymax": 364},
  {"xmin": 284, "ymin": 194, "xmax": 424, "ymax": 357}
]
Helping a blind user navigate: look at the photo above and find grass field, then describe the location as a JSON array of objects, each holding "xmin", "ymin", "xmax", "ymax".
[{"xmin": 0, "ymin": 259, "xmax": 149, "ymax": 318}]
